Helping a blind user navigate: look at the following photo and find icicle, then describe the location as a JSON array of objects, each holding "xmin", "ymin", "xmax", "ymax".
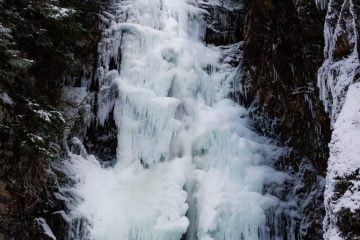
[
  {"xmin": 63, "ymin": 0, "xmax": 287, "ymax": 239},
  {"xmin": 315, "ymin": 0, "xmax": 328, "ymax": 10}
]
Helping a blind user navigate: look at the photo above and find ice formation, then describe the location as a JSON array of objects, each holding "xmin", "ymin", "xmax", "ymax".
[
  {"xmin": 315, "ymin": 0, "xmax": 328, "ymax": 10},
  {"xmin": 35, "ymin": 217, "xmax": 57, "ymax": 240},
  {"xmin": 317, "ymin": 0, "xmax": 359, "ymax": 125},
  {"xmin": 62, "ymin": 0, "xmax": 286, "ymax": 239}
]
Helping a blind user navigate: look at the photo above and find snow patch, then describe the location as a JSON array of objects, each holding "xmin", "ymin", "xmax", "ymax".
[
  {"xmin": 0, "ymin": 92, "xmax": 14, "ymax": 106},
  {"xmin": 35, "ymin": 217, "xmax": 56, "ymax": 240},
  {"xmin": 47, "ymin": 4, "xmax": 75, "ymax": 19},
  {"xmin": 324, "ymin": 83, "xmax": 360, "ymax": 239}
]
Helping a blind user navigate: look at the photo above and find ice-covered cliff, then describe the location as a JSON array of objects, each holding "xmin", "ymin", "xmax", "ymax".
[{"xmin": 317, "ymin": 0, "xmax": 360, "ymax": 238}]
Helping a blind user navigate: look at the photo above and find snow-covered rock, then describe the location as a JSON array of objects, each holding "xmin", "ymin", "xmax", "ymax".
[{"xmin": 317, "ymin": 0, "xmax": 360, "ymax": 238}]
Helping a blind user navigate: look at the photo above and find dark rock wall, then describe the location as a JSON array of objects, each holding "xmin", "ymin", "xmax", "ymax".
[
  {"xmin": 243, "ymin": 0, "xmax": 330, "ymax": 173},
  {"xmin": 201, "ymin": 2, "xmax": 245, "ymax": 45},
  {"xmin": 200, "ymin": 0, "xmax": 329, "ymax": 236},
  {"xmin": 77, "ymin": 2, "xmax": 122, "ymax": 162},
  {"xmin": 240, "ymin": 0, "xmax": 331, "ymax": 238}
]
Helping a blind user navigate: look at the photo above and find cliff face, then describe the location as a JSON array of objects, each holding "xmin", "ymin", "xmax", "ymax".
[
  {"xmin": 243, "ymin": 0, "xmax": 330, "ymax": 174},
  {"xmin": 242, "ymin": 0, "xmax": 360, "ymax": 239},
  {"xmin": 318, "ymin": 0, "xmax": 360, "ymax": 238},
  {"xmin": 241, "ymin": 0, "xmax": 331, "ymax": 238}
]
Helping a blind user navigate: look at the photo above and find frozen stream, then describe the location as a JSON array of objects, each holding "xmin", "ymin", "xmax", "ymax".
[{"xmin": 62, "ymin": 0, "xmax": 287, "ymax": 239}]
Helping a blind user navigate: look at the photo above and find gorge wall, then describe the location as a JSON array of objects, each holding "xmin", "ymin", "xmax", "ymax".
[
  {"xmin": 318, "ymin": 0, "xmax": 360, "ymax": 238},
  {"xmin": 242, "ymin": 0, "xmax": 360, "ymax": 239},
  {"xmin": 0, "ymin": 0, "xmax": 359, "ymax": 239},
  {"xmin": 242, "ymin": 0, "xmax": 331, "ymax": 238}
]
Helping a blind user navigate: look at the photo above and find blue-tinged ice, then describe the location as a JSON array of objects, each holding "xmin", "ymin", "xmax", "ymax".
[{"xmin": 62, "ymin": 0, "xmax": 286, "ymax": 239}]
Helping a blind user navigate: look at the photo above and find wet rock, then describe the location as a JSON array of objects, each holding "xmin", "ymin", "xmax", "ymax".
[
  {"xmin": 85, "ymin": 108, "xmax": 118, "ymax": 161},
  {"xmin": 201, "ymin": 2, "xmax": 245, "ymax": 45},
  {"xmin": 334, "ymin": 32, "xmax": 352, "ymax": 60},
  {"xmin": 0, "ymin": 182, "xmax": 11, "ymax": 215},
  {"xmin": 241, "ymin": 0, "xmax": 331, "ymax": 237}
]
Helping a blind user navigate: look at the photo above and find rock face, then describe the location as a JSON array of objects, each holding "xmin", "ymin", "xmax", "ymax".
[
  {"xmin": 200, "ymin": 0, "xmax": 245, "ymax": 45},
  {"xmin": 241, "ymin": 0, "xmax": 331, "ymax": 238},
  {"xmin": 243, "ymin": 0, "xmax": 330, "ymax": 173},
  {"xmin": 82, "ymin": 2, "xmax": 121, "ymax": 161},
  {"xmin": 317, "ymin": 0, "xmax": 360, "ymax": 239},
  {"xmin": 65, "ymin": 1, "xmax": 122, "ymax": 162},
  {"xmin": 240, "ymin": 0, "xmax": 360, "ymax": 239}
]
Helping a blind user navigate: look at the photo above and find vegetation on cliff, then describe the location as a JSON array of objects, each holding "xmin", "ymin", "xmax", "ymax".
[{"xmin": 0, "ymin": 0, "xmax": 100, "ymax": 238}]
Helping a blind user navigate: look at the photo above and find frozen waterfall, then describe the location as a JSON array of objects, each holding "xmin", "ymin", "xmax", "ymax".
[{"xmin": 62, "ymin": 0, "xmax": 287, "ymax": 239}]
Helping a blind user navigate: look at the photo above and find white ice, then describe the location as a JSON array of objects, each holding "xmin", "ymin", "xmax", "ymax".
[
  {"xmin": 63, "ymin": 0, "xmax": 285, "ymax": 239},
  {"xmin": 35, "ymin": 217, "xmax": 56, "ymax": 240}
]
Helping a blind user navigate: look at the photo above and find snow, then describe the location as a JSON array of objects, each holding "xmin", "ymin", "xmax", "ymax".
[
  {"xmin": 327, "ymin": 83, "xmax": 360, "ymax": 177},
  {"xmin": 35, "ymin": 217, "xmax": 56, "ymax": 240},
  {"xmin": 318, "ymin": 53, "xmax": 359, "ymax": 126},
  {"xmin": 324, "ymin": 83, "xmax": 360, "ymax": 240},
  {"xmin": 62, "ymin": 0, "xmax": 286, "ymax": 239},
  {"xmin": 0, "ymin": 24, "xmax": 11, "ymax": 34},
  {"xmin": 35, "ymin": 110, "xmax": 52, "ymax": 122},
  {"xmin": 28, "ymin": 133, "xmax": 45, "ymax": 144},
  {"xmin": 317, "ymin": 0, "xmax": 360, "ymax": 238},
  {"xmin": 47, "ymin": 4, "xmax": 75, "ymax": 19},
  {"xmin": 317, "ymin": 0, "xmax": 359, "ymax": 125},
  {"xmin": 0, "ymin": 92, "xmax": 14, "ymax": 105},
  {"xmin": 0, "ymin": 24, "xmax": 12, "ymax": 39}
]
